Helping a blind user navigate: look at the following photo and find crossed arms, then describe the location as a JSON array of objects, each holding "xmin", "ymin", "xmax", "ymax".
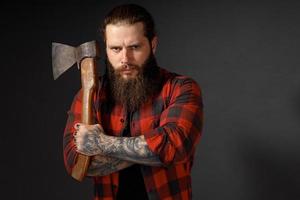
[
  {"xmin": 73, "ymin": 124, "xmax": 161, "ymax": 176},
  {"xmin": 63, "ymin": 77, "xmax": 203, "ymax": 177}
]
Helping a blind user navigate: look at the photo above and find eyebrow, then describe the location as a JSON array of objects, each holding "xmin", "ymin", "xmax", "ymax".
[
  {"xmin": 128, "ymin": 43, "xmax": 141, "ymax": 47},
  {"xmin": 108, "ymin": 42, "xmax": 142, "ymax": 49},
  {"xmin": 108, "ymin": 45, "xmax": 121, "ymax": 49}
]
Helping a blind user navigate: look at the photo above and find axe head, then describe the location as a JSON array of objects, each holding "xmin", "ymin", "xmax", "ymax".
[{"xmin": 52, "ymin": 40, "xmax": 99, "ymax": 80}]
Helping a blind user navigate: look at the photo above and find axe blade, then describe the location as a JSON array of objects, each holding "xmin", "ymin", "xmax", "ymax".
[{"xmin": 52, "ymin": 43, "xmax": 77, "ymax": 80}]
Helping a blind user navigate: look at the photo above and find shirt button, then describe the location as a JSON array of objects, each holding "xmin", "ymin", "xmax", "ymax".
[{"xmin": 120, "ymin": 118, "xmax": 125, "ymax": 123}]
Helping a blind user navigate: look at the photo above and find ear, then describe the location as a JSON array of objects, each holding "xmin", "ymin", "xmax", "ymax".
[{"xmin": 151, "ymin": 36, "xmax": 158, "ymax": 54}]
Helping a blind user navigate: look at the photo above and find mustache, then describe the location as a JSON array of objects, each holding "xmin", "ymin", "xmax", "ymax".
[
  {"xmin": 115, "ymin": 64, "xmax": 140, "ymax": 73},
  {"xmin": 120, "ymin": 64, "xmax": 139, "ymax": 70}
]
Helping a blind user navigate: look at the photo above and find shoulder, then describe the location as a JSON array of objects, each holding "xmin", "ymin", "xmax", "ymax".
[{"xmin": 159, "ymin": 67, "xmax": 202, "ymax": 95}]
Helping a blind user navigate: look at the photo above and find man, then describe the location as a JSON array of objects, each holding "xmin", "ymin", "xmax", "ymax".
[{"xmin": 63, "ymin": 4, "xmax": 203, "ymax": 200}]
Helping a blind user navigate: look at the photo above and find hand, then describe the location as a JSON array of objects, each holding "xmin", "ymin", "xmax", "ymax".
[{"xmin": 73, "ymin": 123, "xmax": 105, "ymax": 156}]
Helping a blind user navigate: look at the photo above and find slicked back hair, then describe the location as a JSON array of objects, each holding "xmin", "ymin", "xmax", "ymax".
[{"xmin": 102, "ymin": 4, "xmax": 156, "ymax": 42}]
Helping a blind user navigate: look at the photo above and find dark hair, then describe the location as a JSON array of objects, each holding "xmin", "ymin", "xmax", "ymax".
[{"xmin": 102, "ymin": 4, "xmax": 156, "ymax": 41}]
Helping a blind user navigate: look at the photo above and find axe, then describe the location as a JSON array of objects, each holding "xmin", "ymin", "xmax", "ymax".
[{"xmin": 52, "ymin": 41, "xmax": 99, "ymax": 181}]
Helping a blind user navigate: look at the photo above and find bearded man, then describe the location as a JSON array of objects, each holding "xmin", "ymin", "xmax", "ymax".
[{"xmin": 63, "ymin": 4, "xmax": 203, "ymax": 200}]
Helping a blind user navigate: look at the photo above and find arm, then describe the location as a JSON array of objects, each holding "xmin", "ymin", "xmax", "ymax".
[
  {"xmin": 75, "ymin": 124, "xmax": 162, "ymax": 166},
  {"xmin": 100, "ymin": 135, "xmax": 162, "ymax": 165},
  {"xmin": 81, "ymin": 129, "xmax": 160, "ymax": 177},
  {"xmin": 87, "ymin": 155, "xmax": 133, "ymax": 176},
  {"xmin": 142, "ymin": 77, "xmax": 203, "ymax": 166}
]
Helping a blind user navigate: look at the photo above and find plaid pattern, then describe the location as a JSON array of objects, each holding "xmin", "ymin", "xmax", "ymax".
[{"xmin": 63, "ymin": 67, "xmax": 203, "ymax": 200}]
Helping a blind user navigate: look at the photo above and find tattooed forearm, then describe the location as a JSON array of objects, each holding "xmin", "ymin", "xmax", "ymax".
[
  {"xmin": 100, "ymin": 135, "xmax": 162, "ymax": 166},
  {"xmin": 74, "ymin": 123, "xmax": 162, "ymax": 166},
  {"xmin": 87, "ymin": 155, "xmax": 133, "ymax": 176}
]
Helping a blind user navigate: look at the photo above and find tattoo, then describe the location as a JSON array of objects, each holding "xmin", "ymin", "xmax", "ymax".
[
  {"xmin": 75, "ymin": 124, "xmax": 103, "ymax": 156},
  {"xmin": 82, "ymin": 128, "xmax": 101, "ymax": 155},
  {"xmin": 87, "ymin": 155, "xmax": 133, "ymax": 176},
  {"xmin": 75, "ymin": 123, "xmax": 161, "ymax": 166},
  {"xmin": 100, "ymin": 135, "xmax": 162, "ymax": 166}
]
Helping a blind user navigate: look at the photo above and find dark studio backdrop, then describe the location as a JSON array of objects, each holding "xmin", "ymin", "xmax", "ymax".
[{"xmin": 3, "ymin": 0, "xmax": 300, "ymax": 199}]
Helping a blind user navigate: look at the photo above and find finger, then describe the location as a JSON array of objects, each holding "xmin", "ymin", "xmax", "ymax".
[
  {"xmin": 74, "ymin": 138, "xmax": 82, "ymax": 150},
  {"xmin": 73, "ymin": 136, "xmax": 79, "ymax": 150},
  {"xmin": 73, "ymin": 137, "xmax": 77, "ymax": 146},
  {"xmin": 73, "ymin": 131, "xmax": 79, "ymax": 144},
  {"xmin": 74, "ymin": 123, "xmax": 81, "ymax": 130},
  {"xmin": 73, "ymin": 132, "xmax": 82, "ymax": 147}
]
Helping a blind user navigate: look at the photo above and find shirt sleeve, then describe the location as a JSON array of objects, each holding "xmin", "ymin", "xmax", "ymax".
[
  {"xmin": 63, "ymin": 90, "xmax": 83, "ymax": 175},
  {"xmin": 143, "ymin": 77, "xmax": 204, "ymax": 166}
]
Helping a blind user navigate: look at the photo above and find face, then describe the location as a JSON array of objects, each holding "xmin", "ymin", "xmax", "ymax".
[{"xmin": 105, "ymin": 22, "xmax": 157, "ymax": 80}]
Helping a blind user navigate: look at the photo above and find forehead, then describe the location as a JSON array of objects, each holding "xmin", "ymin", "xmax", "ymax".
[{"xmin": 105, "ymin": 22, "xmax": 147, "ymax": 45}]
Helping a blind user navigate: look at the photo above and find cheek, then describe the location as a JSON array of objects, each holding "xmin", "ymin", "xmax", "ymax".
[
  {"xmin": 107, "ymin": 54, "xmax": 119, "ymax": 67},
  {"xmin": 107, "ymin": 52, "xmax": 115, "ymax": 62},
  {"xmin": 133, "ymin": 52, "xmax": 148, "ymax": 65},
  {"xmin": 106, "ymin": 49, "xmax": 118, "ymax": 60}
]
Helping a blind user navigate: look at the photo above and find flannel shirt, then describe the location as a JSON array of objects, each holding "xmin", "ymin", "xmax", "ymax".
[{"xmin": 63, "ymin": 67, "xmax": 203, "ymax": 200}]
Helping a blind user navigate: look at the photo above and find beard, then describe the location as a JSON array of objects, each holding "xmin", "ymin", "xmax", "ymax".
[{"xmin": 106, "ymin": 53, "xmax": 161, "ymax": 112}]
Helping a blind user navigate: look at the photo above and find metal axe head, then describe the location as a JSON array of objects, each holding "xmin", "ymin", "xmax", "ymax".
[{"xmin": 52, "ymin": 40, "xmax": 99, "ymax": 80}]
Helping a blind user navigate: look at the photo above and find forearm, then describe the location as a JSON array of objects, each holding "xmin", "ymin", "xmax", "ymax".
[
  {"xmin": 74, "ymin": 123, "xmax": 162, "ymax": 166},
  {"xmin": 87, "ymin": 155, "xmax": 134, "ymax": 176},
  {"xmin": 100, "ymin": 135, "xmax": 162, "ymax": 166},
  {"xmin": 86, "ymin": 133, "xmax": 161, "ymax": 176}
]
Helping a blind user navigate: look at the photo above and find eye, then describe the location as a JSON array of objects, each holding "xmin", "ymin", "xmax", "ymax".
[
  {"xmin": 110, "ymin": 47, "xmax": 121, "ymax": 53},
  {"xmin": 130, "ymin": 45, "xmax": 140, "ymax": 50}
]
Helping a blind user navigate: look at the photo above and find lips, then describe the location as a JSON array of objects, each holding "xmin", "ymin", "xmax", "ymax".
[
  {"xmin": 122, "ymin": 69, "xmax": 132, "ymax": 72},
  {"xmin": 118, "ymin": 65, "xmax": 138, "ymax": 76},
  {"xmin": 121, "ymin": 69, "xmax": 134, "ymax": 75},
  {"xmin": 121, "ymin": 67, "xmax": 136, "ymax": 72}
]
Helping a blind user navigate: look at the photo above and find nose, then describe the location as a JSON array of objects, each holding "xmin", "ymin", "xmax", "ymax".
[{"xmin": 121, "ymin": 48, "xmax": 130, "ymax": 64}]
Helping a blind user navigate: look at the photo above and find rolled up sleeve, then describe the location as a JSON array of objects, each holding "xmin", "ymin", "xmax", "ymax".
[{"xmin": 144, "ymin": 77, "xmax": 203, "ymax": 166}]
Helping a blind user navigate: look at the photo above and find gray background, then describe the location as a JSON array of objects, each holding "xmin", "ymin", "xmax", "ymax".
[{"xmin": 3, "ymin": 0, "xmax": 300, "ymax": 199}]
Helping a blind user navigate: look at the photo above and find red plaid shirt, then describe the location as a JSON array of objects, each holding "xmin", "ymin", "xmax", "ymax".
[{"xmin": 63, "ymin": 67, "xmax": 203, "ymax": 200}]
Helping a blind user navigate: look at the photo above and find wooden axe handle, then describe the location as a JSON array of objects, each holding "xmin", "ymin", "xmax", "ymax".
[{"xmin": 71, "ymin": 57, "xmax": 97, "ymax": 181}]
